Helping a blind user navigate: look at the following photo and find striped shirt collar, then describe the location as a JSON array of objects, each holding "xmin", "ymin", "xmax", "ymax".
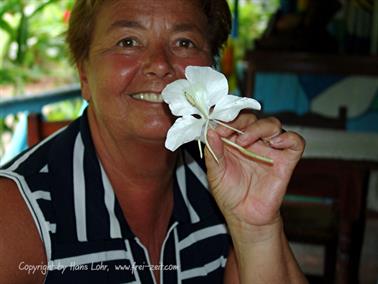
[{"xmin": 49, "ymin": 111, "xmax": 222, "ymax": 242}]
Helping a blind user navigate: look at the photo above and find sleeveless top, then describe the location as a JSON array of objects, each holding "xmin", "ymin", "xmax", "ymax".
[{"xmin": 0, "ymin": 112, "xmax": 230, "ymax": 284}]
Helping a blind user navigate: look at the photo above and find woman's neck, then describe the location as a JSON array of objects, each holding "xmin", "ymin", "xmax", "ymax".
[{"xmin": 87, "ymin": 108, "xmax": 177, "ymax": 191}]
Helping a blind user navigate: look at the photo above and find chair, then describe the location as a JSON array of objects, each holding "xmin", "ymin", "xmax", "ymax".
[
  {"xmin": 27, "ymin": 113, "xmax": 71, "ymax": 147},
  {"xmin": 263, "ymin": 108, "xmax": 369, "ymax": 284},
  {"xmin": 242, "ymin": 50, "xmax": 376, "ymax": 283},
  {"xmin": 283, "ymin": 158, "xmax": 369, "ymax": 284},
  {"xmin": 265, "ymin": 107, "xmax": 347, "ymax": 130}
]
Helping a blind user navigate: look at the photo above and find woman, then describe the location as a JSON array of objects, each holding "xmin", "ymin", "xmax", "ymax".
[{"xmin": 0, "ymin": 0, "xmax": 307, "ymax": 283}]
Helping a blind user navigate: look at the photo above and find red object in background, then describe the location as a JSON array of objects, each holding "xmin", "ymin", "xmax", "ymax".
[
  {"xmin": 63, "ymin": 10, "xmax": 71, "ymax": 23},
  {"xmin": 221, "ymin": 39, "xmax": 234, "ymax": 78}
]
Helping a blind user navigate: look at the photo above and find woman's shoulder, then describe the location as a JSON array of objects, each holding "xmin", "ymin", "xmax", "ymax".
[{"xmin": 0, "ymin": 177, "xmax": 46, "ymax": 284}]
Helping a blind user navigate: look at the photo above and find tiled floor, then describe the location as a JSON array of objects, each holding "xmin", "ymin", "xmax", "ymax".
[{"xmin": 290, "ymin": 216, "xmax": 378, "ymax": 283}]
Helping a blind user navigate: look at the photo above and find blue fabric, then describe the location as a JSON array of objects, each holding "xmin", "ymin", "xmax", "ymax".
[
  {"xmin": 253, "ymin": 72, "xmax": 378, "ymax": 133},
  {"xmin": 254, "ymin": 73, "xmax": 309, "ymax": 114},
  {"xmin": 298, "ymin": 74, "xmax": 345, "ymax": 100},
  {"xmin": 347, "ymin": 112, "xmax": 378, "ymax": 132}
]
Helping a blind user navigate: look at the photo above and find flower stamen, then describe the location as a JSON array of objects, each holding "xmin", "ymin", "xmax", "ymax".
[
  {"xmin": 214, "ymin": 120, "xmax": 244, "ymax": 135},
  {"xmin": 198, "ymin": 139, "xmax": 203, "ymax": 159},
  {"xmin": 184, "ymin": 91, "xmax": 208, "ymax": 119},
  {"xmin": 204, "ymin": 119, "xmax": 219, "ymax": 164},
  {"xmin": 184, "ymin": 91, "xmax": 196, "ymax": 107}
]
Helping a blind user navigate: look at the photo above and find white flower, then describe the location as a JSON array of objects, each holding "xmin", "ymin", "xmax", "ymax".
[{"xmin": 162, "ymin": 66, "xmax": 272, "ymax": 164}]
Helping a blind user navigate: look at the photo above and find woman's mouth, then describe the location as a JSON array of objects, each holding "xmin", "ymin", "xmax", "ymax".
[{"xmin": 130, "ymin": 93, "xmax": 163, "ymax": 103}]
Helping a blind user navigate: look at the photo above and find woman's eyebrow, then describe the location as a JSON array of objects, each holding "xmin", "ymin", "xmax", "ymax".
[
  {"xmin": 107, "ymin": 20, "xmax": 146, "ymax": 32},
  {"xmin": 172, "ymin": 23, "xmax": 203, "ymax": 34},
  {"xmin": 107, "ymin": 21, "xmax": 204, "ymax": 35}
]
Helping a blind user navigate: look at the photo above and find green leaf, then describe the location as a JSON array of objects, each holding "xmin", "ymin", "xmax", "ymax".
[
  {"xmin": 30, "ymin": 0, "xmax": 60, "ymax": 18},
  {"xmin": 0, "ymin": 0, "xmax": 20, "ymax": 18},
  {"xmin": 0, "ymin": 18, "xmax": 14, "ymax": 38},
  {"xmin": 16, "ymin": 12, "xmax": 28, "ymax": 64}
]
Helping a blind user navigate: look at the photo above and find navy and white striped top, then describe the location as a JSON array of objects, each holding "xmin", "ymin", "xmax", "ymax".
[{"xmin": 0, "ymin": 112, "xmax": 230, "ymax": 283}]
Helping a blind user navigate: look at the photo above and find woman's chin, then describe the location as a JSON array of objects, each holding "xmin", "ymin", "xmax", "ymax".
[{"xmin": 133, "ymin": 124, "xmax": 171, "ymax": 144}]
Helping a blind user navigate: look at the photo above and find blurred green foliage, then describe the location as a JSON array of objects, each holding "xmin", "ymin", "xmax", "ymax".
[
  {"xmin": 227, "ymin": 0, "xmax": 279, "ymax": 60},
  {"xmin": 44, "ymin": 98, "xmax": 84, "ymax": 121},
  {"xmin": 0, "ymin": 0, "xmax": 76, "ymax": 95},
  {"xmin": 0, "ymin": 0, "xmax": 80, "ymax": 157}
]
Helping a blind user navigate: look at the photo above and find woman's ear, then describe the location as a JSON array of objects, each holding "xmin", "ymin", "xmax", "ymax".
[{"xmin": 77, "ymin": 61, "xmax": 91, "ymax": 102}]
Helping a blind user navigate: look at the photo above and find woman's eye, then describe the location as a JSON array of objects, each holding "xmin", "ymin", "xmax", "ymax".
[
  {"xmin": 117, "ymin": 38, "xmax": 138, "ymax": 48},
  {"xmin": 176, "ymin": 39, "xmax": 195, "ymax": 48}
]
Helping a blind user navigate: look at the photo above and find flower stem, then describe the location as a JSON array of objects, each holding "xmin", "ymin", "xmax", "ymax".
[
  {"xmin": 204, "ymin": 120, "xmax": 219, "ymax": 164},
  {"xmin": 214, "ymin": 120, "xmax": 244, "ymax": 135},
  {"xmin": 221, "ymin": 137, "xmax": 274, "ymax": 165}
]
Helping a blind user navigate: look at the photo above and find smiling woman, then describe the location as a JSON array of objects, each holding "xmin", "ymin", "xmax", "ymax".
[
  {"xmin": 66, "ymin": 0, "xmax": 231, "ymax": 64},
  {"xmin": 0, "ymin": 0, "xmax": 307, "ymax": 284},
  {"xmin": 75, "ymin": 0, "xmax": 216, "ymax": 144}
]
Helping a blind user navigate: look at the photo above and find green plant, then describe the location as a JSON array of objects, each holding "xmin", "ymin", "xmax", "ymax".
[
  {"xmin": 0, "ymin": 0, "xmax": 77, "ymax": 159},
  {"xmin": 0, "ymin": 0, "xmax": 75, "ymax": 95},
  {"xmin": 227, "ymin": 0, "xmax": 280, "ymax": 60},
  {"xmin": 44, "ymin": 98, "xmax": 84, "ymax": 121}
]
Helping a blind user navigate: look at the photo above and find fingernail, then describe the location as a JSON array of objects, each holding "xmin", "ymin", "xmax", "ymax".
[{"xmin": 270, "ymin": 136, "xmax": 282, "ymax": 145}]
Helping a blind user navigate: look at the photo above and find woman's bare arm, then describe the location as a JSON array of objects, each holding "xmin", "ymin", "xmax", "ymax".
[{"xmin": 0, "ymin": 178, "xmax": 46, "ymax": 284}]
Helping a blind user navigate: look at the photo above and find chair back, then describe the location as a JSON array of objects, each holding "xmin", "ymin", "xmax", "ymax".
[{"xmin": 27, "ymin": 113, "xmax": 71, "ymax": 147}]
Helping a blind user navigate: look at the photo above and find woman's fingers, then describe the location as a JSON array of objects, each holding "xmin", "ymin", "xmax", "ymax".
[
  {"xmin": 235, "ymin": 116, "xmax": 282, "ymax": 147},
  {"xmin": 210, "ymin": 114, "xmax": 305, "ymax": 164},
  {"xmin": 214, "ymin": 111, "xmax": 258, "ymax": 137},
  {"xmin": 269, "ymin": 130, "xmax": 306, "ymax": 154}
]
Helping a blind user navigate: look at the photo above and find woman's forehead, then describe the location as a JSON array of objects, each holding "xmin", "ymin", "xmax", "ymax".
[
  {"xmin": 95, "ymin": 0, "xmax": 208, "ymax": 34},
  {"xmin": 101, "ymin": 0, "xmax": 205, "ymax": 21}
]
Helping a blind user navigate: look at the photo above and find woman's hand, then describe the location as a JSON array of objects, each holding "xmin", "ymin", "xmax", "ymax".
[{"xmin": 205, "ymin": 112, "xmax": 305, "ymax": 241}]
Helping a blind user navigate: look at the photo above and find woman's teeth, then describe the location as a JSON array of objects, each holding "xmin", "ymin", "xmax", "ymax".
[{"xmin": 131, "ymin": 93, "xmax": 163, "ymax": 103}]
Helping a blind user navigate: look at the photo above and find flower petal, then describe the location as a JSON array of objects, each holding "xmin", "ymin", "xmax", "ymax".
[
  {"xmin": 161, "ymin": 79, "xmax": 201, "ymax": 116},
  {"xmin": 165, "ymin": 116, "xmax": 204, "ymax": 151},
  {"xmin": 185, "ymin": 66, "xmax": 228, "ymax": 106},
  {"xmin": 210, "ymin": 95, "xmax": 261, "ymax": 122}
]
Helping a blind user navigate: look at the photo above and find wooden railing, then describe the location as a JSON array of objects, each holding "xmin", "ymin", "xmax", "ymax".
[{"xmin": 0, "ymin": 84, "xmax": 82, "ymax": 164}]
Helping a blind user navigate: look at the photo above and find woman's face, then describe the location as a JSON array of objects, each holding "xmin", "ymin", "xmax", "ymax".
[{"xmin": 80, "ymin": 0, "xmax": 213, "ymax": 143}]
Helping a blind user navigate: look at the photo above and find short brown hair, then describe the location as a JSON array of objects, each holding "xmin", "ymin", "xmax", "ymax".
[{"xmin": 66, "ymin": 0, "xmax": 231, "ymax": 65}]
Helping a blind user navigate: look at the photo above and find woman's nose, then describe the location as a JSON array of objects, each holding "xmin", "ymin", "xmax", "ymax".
[{"xmin": 143, "ymin": 47, "xmax": 174, "ymax": 79}]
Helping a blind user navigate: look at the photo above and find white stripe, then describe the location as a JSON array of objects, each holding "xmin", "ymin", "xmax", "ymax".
[
  {"xmin": 73, "ymin": 133, "xmax": 87, "ymax": 242},
  {"xmin": 184, "ymin": 151, "xmax": 208, "ymax": 188},
  {"xmin": 173, "ymin": 227, "xmax": 182, "ymax": 284},
  {"xmin": 49, "ymin": 250, "xmax": 129, "ymax": 268},
  {"xmin": 0, "ymin": 171, "xmax": 53, "ymax": 260},
  {"xmin": 47, "ymin": 222, "xmax": 57, "ymax": 233},
  {"xmin": 39, "ymin": 164, "xmax": 49, "ymax": 173},
  {"xmin": 159, "ymin": 222, "xmax": 179, "ymax": 284},
  {"xmin": 100, "ymin": 164, "xmax": 122, "ymax": 239},
  {"xmin": 6, "ymin": 127, "xmax": 66, "ymax": 172},
  {"xmin": 124, "ymin": 239, "xmax": 141, "ymax": 283},
  {"xmin": 181, "ymin": 256, "xmax": 227, "ymax": 280},
  {"xmin": 176, "ymin": 156, "xmax": 200, "ymax": 223},
  {"xmin": 135, "ymin": 237, "xmax": 157, "ymax": 284},
  {"xmin": 32, "ymin": 190, "xmax": 51, "ymax": 200},
  {"xmin": 178, "ymin": 224, "xmax": 228, "ymax": 250}
]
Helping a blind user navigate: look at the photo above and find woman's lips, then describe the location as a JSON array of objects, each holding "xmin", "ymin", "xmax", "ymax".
[{"xmin": 130, "ymin": 93, "xmax": 163, "ymax": 103}]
